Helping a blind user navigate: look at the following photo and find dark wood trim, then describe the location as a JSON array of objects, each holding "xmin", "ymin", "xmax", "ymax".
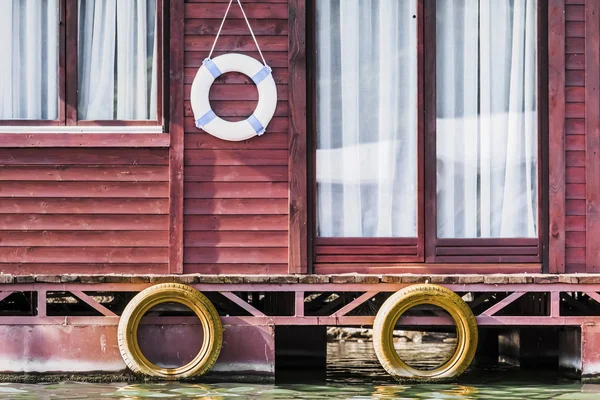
[
  {"xmin": 437, "ymin": 238, "xmax": 540, "ymax": 247},
  {"xmin": 0, "ymin": 121, "xmax": 61, "ymax": 127},
  {"xmin": 65, "ymin": 0, "xmax": 78, "ymax": 126},
  {"xmin": 0, "ymin": 134, "xmax": 170, "ymax": 148},
  {"xmin": 308, "ymin": 0, "xmax": 547, "ymax": 269},
  {"xmin": 156, "ymin": 0, "xmax": 165, "ymax": 126},
  {"xmin": 417, "ymin": 0, "xmax": 425, "ymax": 261},
  {"xmin": 316, "ymin": 238, "xmax": 418, "ymax": 246},
  {"xmin": 309, "ymin": 0, "xmax": 423, "ymax": 268},
  {"xmin": 168, "ymin": 0, "xmax": 185, "ymax": 274},
  {"xmin": 58, "ymin": 0, "xmax": 66, "ymax": 125},
  {"xmin": 548, "ymin": 0, "xmax": 566, "ymax": 273},
  {"xmin": 307, "ymin": 0, "xmax": 317, "ymax": 273},
  {"xmin": 313, "ymin": 263, "xmax": 542, "ymax": 275},
  {"xmin": 424, "ymin": 0, "xmax": 437, "ymax": 263},
  {"xmin": 424, "ymin": 0, "xmax": 545, "ymax": 264},
  {"xmin": 586, "ymin": 0, "xmax": 600, "ymax": 272},
  {"xmin": 538, "ymin": 0, "xmax": 550, "ymax": 273},
  {"xmin": 288, "ymin": 0, "xmax": 308, "ymax": 274},
  {"xmin": 76, "ymin": 120, "xmax": 163, "ymax": 127}
]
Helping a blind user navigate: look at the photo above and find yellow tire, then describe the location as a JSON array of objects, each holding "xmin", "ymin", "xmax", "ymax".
[
  {"xmin": 117, "ymin": 283, "xmax": 223, "ymax": 379},
  {"xmin": 373, "ymin": 284, "xmax": 478, "ymax": 381}
]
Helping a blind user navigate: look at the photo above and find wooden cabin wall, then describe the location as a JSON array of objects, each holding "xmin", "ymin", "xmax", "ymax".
[
  {"xmin": 181, "ymin": 0, "xmax": 290, "ymax": 274},
  {"xmin": 565, "ymin": 1, "xmax": 586, "ymax": 273},
  {"xmin": 0, "ymin": 148, "xmax": 170, "ymax": 275}
]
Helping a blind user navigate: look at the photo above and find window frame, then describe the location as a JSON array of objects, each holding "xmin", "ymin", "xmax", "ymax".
[
  {"xmin": 0, "ymin": 0, "xmax": 165, "ymax": 129},
  {"xmin": 309, "ymin": 0, "xmax": 547, "ymax": 269},
  {"xmin": 309, "ymin": 0, "xmax": 425, "ymax": 266}
]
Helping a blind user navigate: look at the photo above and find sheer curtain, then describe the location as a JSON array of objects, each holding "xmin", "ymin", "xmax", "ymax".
[
  {"xmin": 0, "ymin": 0, "xmax": 59, "ymax": 120},
  {"xmin": 78, "ymin": 0, "xmax": 157, "ymax": 120},
  {"xmin": 316, "ymin": 0, "xmax": 417, "ymax": 238},
  {"xmin": 436, "ymin": 0, "xmax": 538, "ymax": 238}
]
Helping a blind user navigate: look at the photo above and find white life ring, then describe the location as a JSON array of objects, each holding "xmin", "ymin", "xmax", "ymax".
[{"xmin": 190, "ymin": 53, "xmax": 277, "ymax": 141}]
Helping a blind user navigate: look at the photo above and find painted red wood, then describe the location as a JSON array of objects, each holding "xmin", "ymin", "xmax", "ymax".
[
  {"xmin": 184, "ymin": 67, "xmax": 288, "ymax": 84},
  {"xmin": 183, "ymin": 264, "xmax": 288, "ymax": 275},
  {"xmin": 586, "ymin": 0, "xmax": 600, "ymax": 272},
  {"xmin": 184, "ymin": 199, "xmax": 288, "ymax": 215},
  {"xmin": 0, "ymin": 147, "xmax": 170, "ymax": 274},
  {"xmin": 0, "ymin": 134, "xmax": 170, "ymax": 148},
  {"xmin": 549, "ymin": 0, "xmax": 567, "ymax": 273},
  {"xmin": 183, "ymin": 0, "xmax": 291, "ymax": 280},
  {"xmin": 184, "ymin": 166, "xmax": 288, "ymax": 181},
  {"xmin": 0, "ymin": 199, "xmax": 168, "ymax": 215},
  {"xmin": 0, "ymin": 231, "xmax": 167, "ymax": 247},
  {"xmin": 184, "ymin": 248, "xmax": 287, "ymax": 264},
  {"xmin": 313, "ymin": 264, "xmax": 542, "ymax": 275},
  {"xmin": 0, "ymin": 264, "xmax": 168, "ymax": 275},
  {"xmin": 184, "ymin": 231, "xmax": 287, "ymax": 247},
  {"xmin": 0, "ymin": 215, "xmax": 168, "ymax": 231},
  {"xmin": 184, "ymin": 3, "xmax": 288, "ymax": 19},
  {"xmin": 0, "ymin": 182, "xmax": 168, "ymax": 198},
  {"xmin": 288, "ymin": 0, "xmax": 308, "ymax": 273},
  {"xmin": 0, "ymin": 166, "xmax": 168, "ymax": 181},
  {"xmin": 170, "ymin": 0, "xmax": 186, "ymax": 274},
  {"xmin": 184, "ymin": 216, "xmax": 288, "ymax": 231},
  {"xmin": 564, "ymin": 0, "xmax": 588, "ymax": 273}
]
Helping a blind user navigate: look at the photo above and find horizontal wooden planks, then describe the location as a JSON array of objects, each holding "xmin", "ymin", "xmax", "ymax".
[
  {"xmin": 0, "ymin": 148, "xmax": 170, "ymax": 274},
  {"xmin": 565, "ymin": 1, "xmax": 586, "ymax": 273},
  {"xmin": 182, "ymin": 0, "xmax": 290, "ymax": 273}
]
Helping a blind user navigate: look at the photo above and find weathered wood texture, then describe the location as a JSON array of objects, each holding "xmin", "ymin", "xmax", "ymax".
[
  {"xmin": 182, "ymin": 0, "xmax": 291, "ymax": 274},
  {"xmin": 565, "ymin": 0, "xmax": 587, "ymax": 272},
  {"xmin": 549, "ymin": 0, "xmax": 567, "ymax": 273},
  {"xmin": 0, "ymin": 149, "xmax": 170, "ymax": 274},
  {"xmin": 586, "ymin": 0, "xmax": 600, "ymax": 272},
  {"xmin": 170, "ymin": 0, "xmax": 186, "ymax": 274}
]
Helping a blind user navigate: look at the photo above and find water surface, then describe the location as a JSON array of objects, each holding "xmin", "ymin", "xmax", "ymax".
[{"xmin": 0, "ymin": 342, "xmax": 596, "ymax": 399}]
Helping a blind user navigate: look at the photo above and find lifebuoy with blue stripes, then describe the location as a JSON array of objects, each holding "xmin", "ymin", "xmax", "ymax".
[{"xmin": 190, "ymin": 53, "xmax": 277, "ymax": 141}]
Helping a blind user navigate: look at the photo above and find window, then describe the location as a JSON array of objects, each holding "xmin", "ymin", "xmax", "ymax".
[
  {"xmin": 313, "ymin": 0, "xmax": 543, "ymax": 267},
  {"xmin": 316, "ymin": 0, "xmax": 418, "ymax": 239},
  {"xmin": 0, "ymin": 0, "xmax": 162, "ymax": 126},
  {"xmin": 0, "ymin": 0, "xmax": 59, "ymax": 120},
  {"xmin": 436, "ymin": 0, "xmax": 538, "ymax": 239}
]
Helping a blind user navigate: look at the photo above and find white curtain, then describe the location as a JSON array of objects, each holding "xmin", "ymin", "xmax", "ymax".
[
  {"xmin": 316, "ymin": 0, "xmax": 417, "ymax": 238},
  {"xmin": 78, "ymin": 0, "xmax": 157, "ymax": 120},
  {"xmin": 0, "ymin": 0, "xmax": 58, "ymax": 120},
  {"xmin": 436, "ymin": 0, "xmax": 538, "ymax": 238}
]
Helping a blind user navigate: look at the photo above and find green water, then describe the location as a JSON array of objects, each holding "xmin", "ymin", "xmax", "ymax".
[{"xmin": 0, "ymin": 342, "xmax": 597, "ymax": 399}]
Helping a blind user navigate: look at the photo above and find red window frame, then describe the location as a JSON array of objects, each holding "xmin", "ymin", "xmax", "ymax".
[
  {"xmin": 309, "ymin": 0, "xmax": 548, "ymax": 272},
  {"xmin": 0, "ymin": 0, "xmax": 165, "ymax": 128}
]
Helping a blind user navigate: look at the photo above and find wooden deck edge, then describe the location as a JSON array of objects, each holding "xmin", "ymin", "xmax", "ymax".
[{"xmin": 0, "ymin": 273, "xmax": 599, "ymax": 285}]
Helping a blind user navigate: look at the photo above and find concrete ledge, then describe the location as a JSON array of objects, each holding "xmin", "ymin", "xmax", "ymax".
[{"xmin": 0, "ymin": 273, "xmax": 599, "ymax": 285}]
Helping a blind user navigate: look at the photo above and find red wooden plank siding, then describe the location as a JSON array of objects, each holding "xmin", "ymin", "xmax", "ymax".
[
  {"xmin": 586, "ymin": 0, "xmax": 600, "ymax": 272},
  {"xmin": 182, "ymin": 0, "xmax": 290, "ymax": 274},
  {"xmin": 170, "ymin": 0, "xmax": 186, "ymax": 274},
  {"xmin": 565, "ymin": 0, "xmax": 586, "ymax": 272},
  {"xmin": 0, "ymin": 149, "xmax": 170, "ymax": 274}
]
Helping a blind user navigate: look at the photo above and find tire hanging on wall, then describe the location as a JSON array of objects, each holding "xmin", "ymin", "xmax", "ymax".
[
  {"xmin": 373, "ymin": 284, "xmax": 478, "ymax": 381},
  {"xmin": 117, "ymin": 283, "xmax": 223, "ymax": 379}
]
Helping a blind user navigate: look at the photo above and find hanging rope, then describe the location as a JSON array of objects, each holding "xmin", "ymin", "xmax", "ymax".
[{"xmin": 208, "ymin": 0, "xmax": 268, "ymax": 66}]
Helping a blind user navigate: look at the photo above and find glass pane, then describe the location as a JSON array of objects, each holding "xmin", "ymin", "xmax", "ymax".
[
  {"xmin": 436, "ymin": 0, "xmax": 538, "ymax": 239},
  {"xmin": 0, "ymin": 0, "xmax": 59, "ymax": 120},
  {"xmin": 78, "ymin": 0, "xmax": 157, "ymax": 120},
  {"xmin": 316, "ymin": 0, "xmax": 418, "ymax": 238}
]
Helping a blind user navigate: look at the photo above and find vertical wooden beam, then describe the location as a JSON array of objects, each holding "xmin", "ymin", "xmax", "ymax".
[
  {"xmin": 416, "ymin": 0, "xmax": 425, "ymax": 261},
  {"xmin": 168, "ymin": 0, "xmax": 185, "ymax": 274},
  {"xmin": 288, "ymin": 0, "xmax": 308, "ymax": 274},
  {"xmin": 586, "ymin": 0, "xmax": 600, "ymax": 272},
  {"xmin": 548, "ymin": 0, "xmax": 566, "ymax": 273},
  {"xmin": 64, "ymin": 0, "xmax": 78, "ymax": 125},
  {"xmin": 423, "ymin": 0, "xmax": 437, "ymax": 263}
]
